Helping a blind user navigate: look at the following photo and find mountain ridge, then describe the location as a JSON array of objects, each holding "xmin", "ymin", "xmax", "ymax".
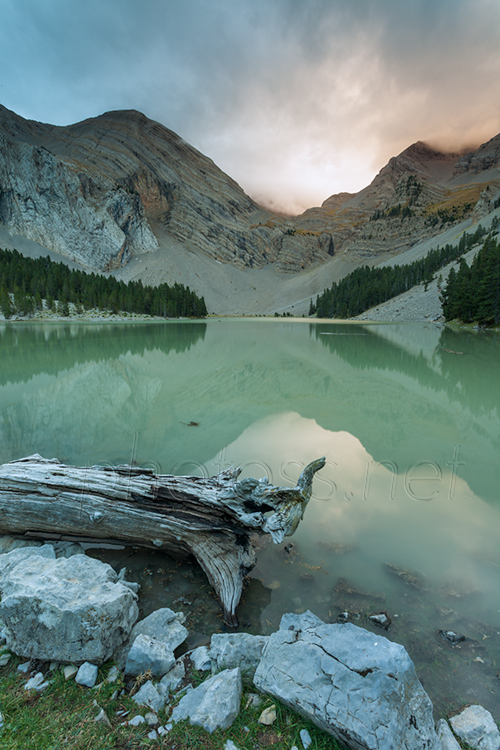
[{"xmin": 0, "ymin": 104, "xmax": 499, "ymax": 314}]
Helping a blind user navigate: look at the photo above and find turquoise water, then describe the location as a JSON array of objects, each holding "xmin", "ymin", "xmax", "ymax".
[{"xmin": 0, "ymin": 318, "xmax": 499, "ymax": 719}]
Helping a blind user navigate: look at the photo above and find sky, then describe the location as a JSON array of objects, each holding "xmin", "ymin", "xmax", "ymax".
[{"xmin": 1, "ymin": 0, "xmax": 500, "ymax": 214}]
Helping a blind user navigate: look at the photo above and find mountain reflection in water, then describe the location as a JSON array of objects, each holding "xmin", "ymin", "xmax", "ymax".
[{"xmin": 0, "ymin": 319, "xmax": 499, "ymax": 720}]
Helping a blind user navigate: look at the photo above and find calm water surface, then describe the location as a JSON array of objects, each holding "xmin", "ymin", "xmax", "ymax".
[{"xmin": 0, "ymin": 318, "xmax": 499, "ymax": 719}]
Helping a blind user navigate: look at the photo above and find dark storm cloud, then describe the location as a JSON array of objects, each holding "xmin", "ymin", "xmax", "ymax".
[{"xmin": 1, "ymin": 0, "xmax": 499, "ymax": 212}]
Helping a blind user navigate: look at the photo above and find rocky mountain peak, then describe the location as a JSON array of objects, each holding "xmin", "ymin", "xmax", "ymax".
[
  {"xmin": 454, "ymin": 133, "xmax": 500, "ymax": 176},
  {"xmin": 0, "ymin": 104, "xmax": 499, "ymax": 302}
]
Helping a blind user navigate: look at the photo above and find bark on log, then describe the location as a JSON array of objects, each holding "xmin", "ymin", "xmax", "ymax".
[{"xmin": 0, "ymin": 454, "xmax": 325, "ymax": 625}]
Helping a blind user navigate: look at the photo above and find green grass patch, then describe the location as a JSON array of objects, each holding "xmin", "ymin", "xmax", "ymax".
[{"xmin": 0, "ymin": 656, "xmax": 347, "ymax": 750}]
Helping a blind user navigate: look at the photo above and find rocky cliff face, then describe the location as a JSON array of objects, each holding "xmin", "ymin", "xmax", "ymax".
[
  {"xmin": 0, "ymin": 104, "xmax": 499, "ymax": 278},
  {"xmin": 0, "ymin": 106, "xmax": 332, "ymax": 272},
  {"xmin": 293, "ymin": 139, "xmax": 500, "ymax": 262}
]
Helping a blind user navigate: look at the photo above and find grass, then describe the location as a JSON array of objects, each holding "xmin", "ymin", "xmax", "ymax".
[{"xmin": 0, "ymin": 655, "xmax": 347, "ymax": 750}]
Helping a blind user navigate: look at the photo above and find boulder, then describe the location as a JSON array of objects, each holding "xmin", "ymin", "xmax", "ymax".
[
  {"xmin": 210, "ymin": 632, "xmax": 269, "ymax": 679},
  {"xmin": 0, "ymin": 544, "xmax": 55, "ymax": 578},
  {"xmin": 129, "ymin": 608, "xmax": 187, "ymax": 651},
  {"xmin": 449, "ymin": 705, "xmax": 500, "ymax": 750},
  {"xmin": 170, "ymin": 667, "xmax": 242, "ymax": 733},
  {"xmin": 125, "ymin": 634, "xmax": 175, "ymax": 678},
  {"xmin": 114, "ymin": 607, "xmax": 187, "ymax": 667},
  {"xmin": 0, "ymin": 553, "xmax": 138, "ymax": 664},
  {"xmin": 253, "ymin": 611, "xmax": 440, "ymax": 750}
]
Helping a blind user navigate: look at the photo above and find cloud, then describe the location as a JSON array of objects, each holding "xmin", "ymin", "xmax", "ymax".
[{"xmin": 0, "ymin": 0, "xmax": 499, "ymax": 212}]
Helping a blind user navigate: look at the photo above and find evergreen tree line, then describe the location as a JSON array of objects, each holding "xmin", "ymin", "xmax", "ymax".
[
  {"xmin": 441, "ymin": 235, "xmax": 500, "ymax": 325},
  {"xmin": 0, "ymin": 323, "xmax": 207, "ymax": 387},
  {"xmin": 0, "ymin": 248, "xmax": 207, "ymax": 319},
  {"xmin": 311, "ymin": 225, "xmax": 487, "ymax": 319}
]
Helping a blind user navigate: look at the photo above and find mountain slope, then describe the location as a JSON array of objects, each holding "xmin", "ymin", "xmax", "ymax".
[
  {"xmin": 293, "ymin": 138, "xmax": 500, "ymax": 260},
  {"xmin": 0, "ymin": 105, "xmax": 331, "ymax": 273},
  {"xmin": 0, "ymin": 104, "xmax": 499, "ymax": 315}
]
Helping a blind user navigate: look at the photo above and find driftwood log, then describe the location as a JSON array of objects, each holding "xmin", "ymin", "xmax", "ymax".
[{"xmin": 0, "ymin": 454, "xmax": 325, "ymax": 625}]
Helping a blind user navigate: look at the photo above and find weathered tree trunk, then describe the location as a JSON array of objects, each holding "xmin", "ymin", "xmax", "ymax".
[{"xmin": 0, "ymin": 454, "xmax": 325, "ymax": 625}]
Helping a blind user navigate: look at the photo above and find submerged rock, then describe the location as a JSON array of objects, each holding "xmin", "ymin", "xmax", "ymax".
[
  {"xmin": 254, "ymin": 611, "xmax": 440, "ymax": 750},
  {"xmin": 369, "ymin": 611, "xmax": 392, "ymax": 630},
  {"xmin": 383, "ymin": 562, "xmax": 426, "ymax": 591},
  {"xmin": 439, "ymin": 630, "xmax": 466, "ymax": 644}
]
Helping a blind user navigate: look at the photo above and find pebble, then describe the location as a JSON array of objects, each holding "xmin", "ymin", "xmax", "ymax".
[
  {"xmin": 0, "ymin": 653, "xmax": 11, "ymax": 667},
  {"xmin": 94, "ymin": 708, "xmax": 111, "ymax": 727},
  {"xmin": 147, "ymin": 729, "xmax": 158, "ymax": 740},
  {"xmin": 158, "ymin": 723, "xmax": 173, "ymax": 735},
  {"xmin": 145, "ymin": 712, "xmax": 158, "ymax": 726},
  {"xmin": 258, "ymin": 705, "xmax": 277, "ymax": 725},
  {"xmin": 190, "ymin": 645, "xmax": 211, "ymax": 671},
  {"xmin": 63, "ymin": 665, "xmax": 78, "ymax": 680},
  {"xmin": 75, "ymin": 662, "xmax": 98, "ymax": 688},
  {"xmin": 17, "ymin": 662, "xmax": 31, "ymax": 673},
  {"xmin": 127, "ymin": 715, "xmax": 145, "ymax": 726},
  {"xmin": 25, "ymin": 672, "xmax": 49, "ymax": 692},
  {"xmin": 300, "ymin": 728, "xmax": 313, "ymax": 749},
  {"xmin": 224, "ymin": 741, "xmax": 241, "ymax": 750}
]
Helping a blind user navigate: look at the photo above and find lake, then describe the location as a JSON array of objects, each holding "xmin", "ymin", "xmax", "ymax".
[{"xmin": 0, "ymin": 318, "xmax": 499, "ymax": 720}]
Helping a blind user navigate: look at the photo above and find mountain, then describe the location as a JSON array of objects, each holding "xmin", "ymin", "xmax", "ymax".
[
  {"xmin": 0, "ymin": 104, "xmax": 499, "ymax": 314},
  {"xmin": 0, "ymin": 105, "xmax": 331, "ymax": 274},
  {"xmin": 294, "ymin": 137, "xmax": 500, "ymax": 258}
]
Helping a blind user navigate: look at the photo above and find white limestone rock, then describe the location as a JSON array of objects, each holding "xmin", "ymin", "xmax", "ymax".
[
  {"xmin": 0, "ymin": 553, "xmax": 138, "ymax": 664},
  {"xmin": 128, "ymin": 715, "xmax": 146, "ymax": 726},
  {"xmin": 210, "ymin": 632, "xmax": 268, "ymax": 679},
  {"xmin": 131, "ymin": 681, "xmax": 165, "ymax": 713},
  {"xmin": 129, "ymin": 608, "xmax": 188, "ymax": 652},
  {"xmin": 24, "ymin": 672, "xmax": 49, "ymax": 691},
  {"xmin": 114, "ymin": 607, "xmax": 187, "ymax": 668},
  {"xmin": 0, "ymin": 544, "xmax": 56, "ymax": 578},
  {"xmin": 63, "ymin": 665, "xmax": 78, "ymax": 681},
  {"xmin": 75, "ymin": 662, "xmax": 98, "ymax": 688},
  {"xmin": 436, "ymin": 719, "xmax": 461, "ymax": 750},
  {"xmin": 449, "ymin": 705, "xmax": 500, "ymax": 750},
  {"xmin": 158, "ymin": 659, "xmax": 185, "ymax": 694},
  {"xmin": 253, "ymin": 611, "xmax": 440, "ymax": 750},
  {"xmin": 190, "ymin": 645, "xmax": 212, "ymax": 671},
  {"xmin": 125, "ymin": 634, "xmax": 175, "ymax": 678},
  {"xmin": 170, "ymin": 667, "xmax": 242, "ymax": 734}
]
